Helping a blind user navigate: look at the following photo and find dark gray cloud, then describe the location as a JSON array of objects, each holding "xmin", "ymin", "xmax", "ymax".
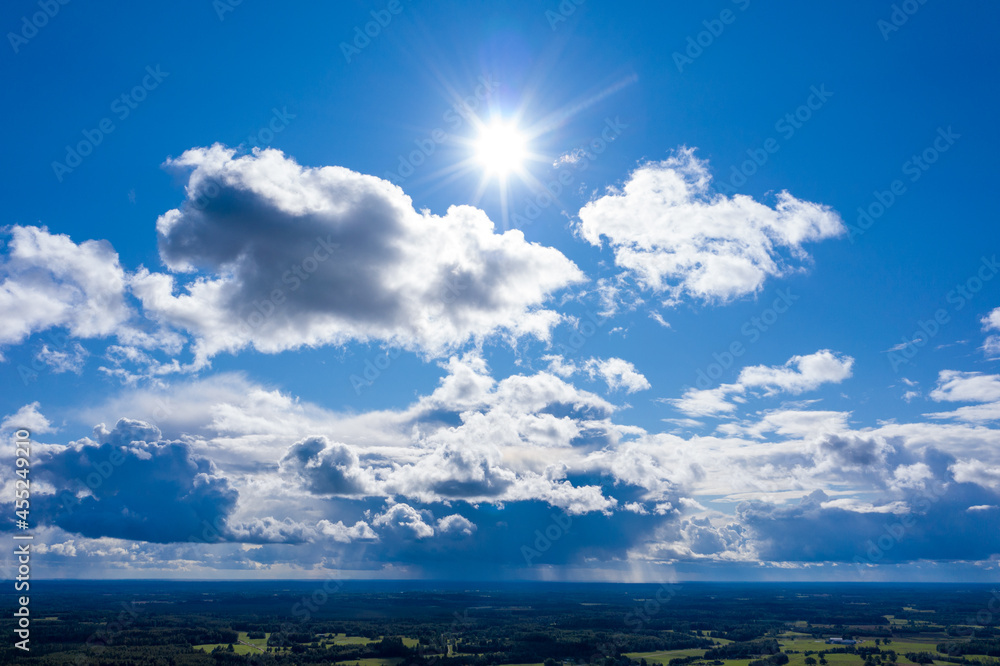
[
  {"xmin": 280, "ymin": 436, "xmax": 374, "ymax": 496},
  {"xmin": 37, "ymin": 419, "xmax": 238, "ymax": 543},
  {"xmin": 739, "ymin": 486, "xmax": 1000, "ymax": 564},
  {"xmin": 816, "ymin": 433, "xmax": 891, "ymax": 469}
]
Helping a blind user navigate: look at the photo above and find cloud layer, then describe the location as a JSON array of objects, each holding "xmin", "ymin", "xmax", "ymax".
[
  {"xmin": 7, "ymin": 341, "xmax": 1000, "ymax": 579},
  {"xmin": 0, "ymin": 143, "xmax": 996, "ymax": 581}
]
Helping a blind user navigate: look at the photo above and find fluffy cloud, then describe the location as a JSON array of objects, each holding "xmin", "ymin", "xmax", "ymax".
[
  {"xmin": 18, "ymin": 348, "xmax": 1000, "ymax": 577},
  {"xmin": 317, "ymin": 519, "xmax": 378, "ymax": 543},
  {"xmin": 436, "ymin": 514, "xmax": 477, "ymax": 537},
  {"xmin": 927, "ymin": 402, "xmax": 1000, "ymax": 423},
  {"xmin": 135, "ymin": 145, "xmax": 584, "ymax": 365},
  {"xmin": 35, "ymin": 341, "xmax": 89, "ymax": 374},
  {"xmin": 225, "ymin": 516, "xmax": 378, "ymax": 545},
  {"xmin": 280, "ymin": 436, "xmax": 376, "ymax": 496},
  {"xmin": 1, "ymin": 402, "xmax": 55, "ymax": 434},
  {"xmin": 648, "ymin": 516, "xmax": 751, "ymax": 561},
  {"xmin": 388, "ymin": 442, "xmax": 517, "ymax": 502},
  {"xmin": 667, "ymin": 350, "xmax": 853, "ymax": 418},
  {"xmin": 814, "ymin": 433, "xmax": 892, "ymax": 471},
  {"xmin": 266, "ymin": 357, "xmax": 621, "ymax": 514},
  {"xmin": 983, "ymin": 307, "xmax": 1000, "ymax": 358},
  {"xmin": 666, "ymin": 385, "xmax": 744, "ymax": 418},
  {"xmin": 984, "ymin": 307, "xmax": 1000, "ymax": 331},
  {"xmin": 721, "ymin": 409, "xmax": 852, "ymax": 439},
  {"xmin": 373, "ymin": 503, "xmax": 435, "ymax": 539},
  {"xmin": 737, "ymin": 350, "xmax": 854, "ymax": 395},
  {"xmin": 0, "ymin": 226, "xmax": 131, "ymax": 351},
  {"xmin": 577, "ymin": 148, "xmax": 844, "ymax": 304},
  {"xmin": 542, "ymin": 355, "xmax": 650, "ymax": 394},
  {"xmin": 950, "ymin": 459, "xmax": 1000, "ymax": 492},
  {"xmin": 583, "ymin": 357, "xmax": 651, "ymax": 393},
  {"xmin": 929, "ymin": 370, "xmax": 1000, "ymax": 403},
  {"xmin": 926, "ymin": 371, "xmax": 1000, "ymax": 423},
  {"xmin": 37, "ymin": 419, "xmax": 238, "ymax": 543}
]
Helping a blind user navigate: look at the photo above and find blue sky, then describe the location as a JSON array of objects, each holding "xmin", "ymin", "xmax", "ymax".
[{"xmin": 2, "ymin": 0, "xmax": 1000, "ymax": 581}]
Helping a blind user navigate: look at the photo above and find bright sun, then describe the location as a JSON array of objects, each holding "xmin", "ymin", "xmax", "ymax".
[{"xmin": 474, "ymin": 122, "xmax": 527, "ymax": 177}]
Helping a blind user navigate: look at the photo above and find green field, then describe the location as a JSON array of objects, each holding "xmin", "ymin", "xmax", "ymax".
[
  {"xmin": 962, "ymin": 657, "xmax": 1000, "ymax": 666},
  {"xmin": 334, "ymin": 659, "xmax": 405, "ymax": 666},
  {"xmin": 626, "ymin": 635, "xmax": 961, "ymax": 666},
  {"xmin": 886, "ymin": 617, "xmax": 935, "ymax": 627},
  {"xmin": 626, "ymin": 648, "xmax": 712, "ymax": 663},
  {"xmin": 324, "ymin": 633, "xmax": 376, "ymax": 646},
  {"xmin": 195, "ymin": 630, "xmax": 983, "ymax": 666},
  {"xmin": 883, "ymin": 640, "xmax": 941, "ymax": 650},
  {"xmin": 627, "ymin": 638, "xmax": 895, "ymax": 665},
  {"xmin": 198, "ymin": 632, "xmax": 424, "ymax": 659},
  {"xmin": 782, "ymin": 650, "xmax": 874, "ymax": 666},
  {"xmin": 320, "ymin": 633, "xmax": 420, "ymax": 648},
  {"xmin": 194, "ymin": 631, "xmax": 270, "ymax": 655}
]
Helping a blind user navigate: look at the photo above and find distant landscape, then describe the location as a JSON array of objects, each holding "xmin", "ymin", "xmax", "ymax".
[{"xmin": 2, "ymin": 583, "xmax": 999, "ymax": 666}]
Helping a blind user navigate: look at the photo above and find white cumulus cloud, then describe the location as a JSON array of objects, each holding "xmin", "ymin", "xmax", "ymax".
[
  {"xmin": 737, "ymin": 349, "xmax": 854, "ymax": 395},
  {"xmin": 0, "ymin": 226, "xmax": 131, "ymax": 351},
  {"xmin": 135, "ymin": 145, "xmax": 585, "ymax": 366},
  {"xmin": 583, "ymin": 357, "xmax": 651, "ymax": 393},
  {"xmin": 577, "ymin": 148, "xmax": 844, "ymax": 305}
]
